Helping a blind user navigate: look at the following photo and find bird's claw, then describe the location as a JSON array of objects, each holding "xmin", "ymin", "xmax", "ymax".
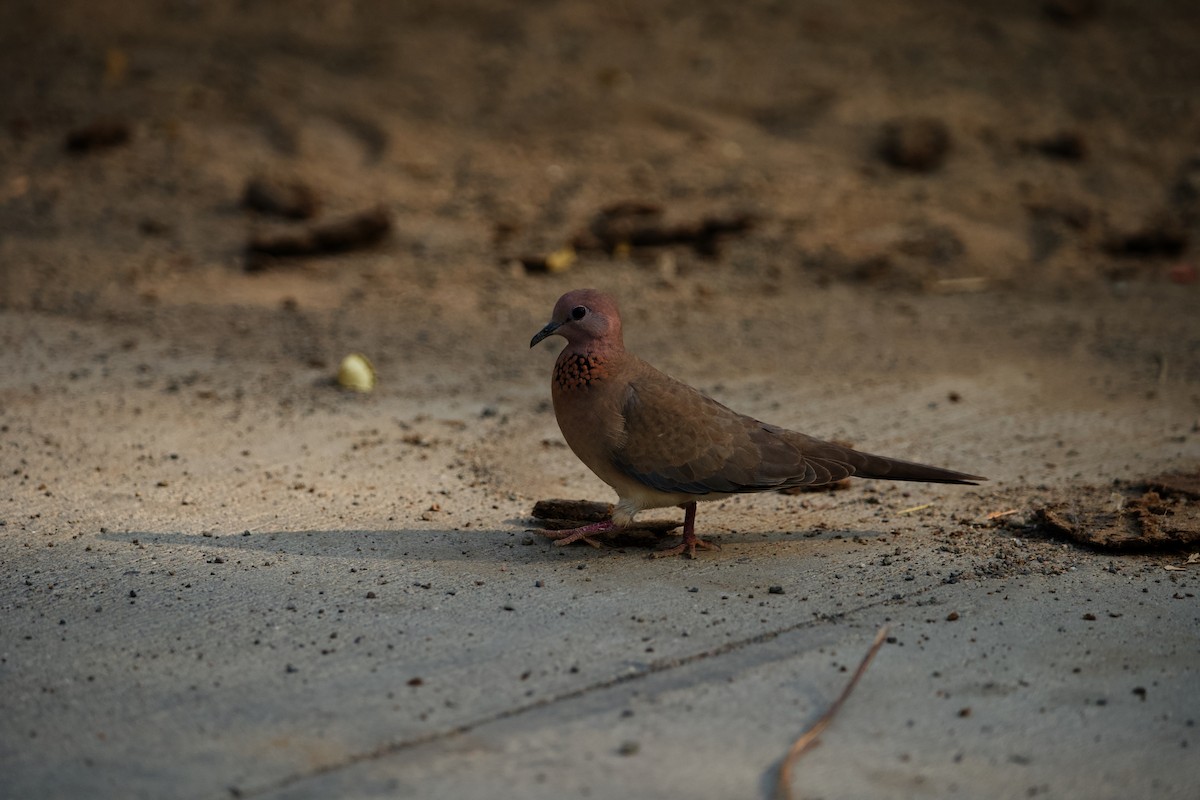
[
  {"xmin": 549, "ymin": 531, "xmax": 604, "ymax": 548},
  {"xmin": 539, "ymin": 519, "xmax": 616, "ymax": 548},
  {"xmin": 651, "ymin": 536, "xmax": 719, "ymax": 559}
]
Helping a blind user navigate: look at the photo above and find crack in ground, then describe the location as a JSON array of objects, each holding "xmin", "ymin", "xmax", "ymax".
[{"xmin": 233, "ymin": 584, "xmax": 941, "ymax": 798}]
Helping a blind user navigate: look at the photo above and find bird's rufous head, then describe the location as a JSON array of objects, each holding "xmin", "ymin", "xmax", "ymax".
[{"xmin": 529, "ymin": 289, "xmax": 624, "ymax": 351}]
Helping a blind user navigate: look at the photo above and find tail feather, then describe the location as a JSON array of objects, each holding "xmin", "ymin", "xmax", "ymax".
[{"xmin": 851, "ymin": 450, "xmax": 984, "ymax": 485}]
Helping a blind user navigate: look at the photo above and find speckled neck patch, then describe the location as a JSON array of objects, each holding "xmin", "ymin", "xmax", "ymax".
[{"xmin": 554, "ymin": 352, "xmax": 606, "ymax": 391}]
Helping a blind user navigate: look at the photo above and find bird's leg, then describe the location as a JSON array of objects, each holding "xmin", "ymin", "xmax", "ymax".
[
  {"xmin": 652, "ymin": 502, "xmax": 718, "ymax": 559},
  {"xmin": 541, "ymin": 519, "xmax": 617, "ymax": 548}
]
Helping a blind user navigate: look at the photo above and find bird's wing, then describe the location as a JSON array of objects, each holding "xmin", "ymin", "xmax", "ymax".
[{"xmin": 610, "ymin": 371, "xmax": 857, "ymax": 495}]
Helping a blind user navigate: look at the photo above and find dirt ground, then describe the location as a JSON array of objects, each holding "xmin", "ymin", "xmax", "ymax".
[{"xmin": 2, "ymin": 2, "xmax": 1199, "ymax": 798}]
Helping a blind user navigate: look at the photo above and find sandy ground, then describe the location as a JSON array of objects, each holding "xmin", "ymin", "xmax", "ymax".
[{"xmin": 2, "ymin": 2, "xmax": 1200, "ymax": 798}]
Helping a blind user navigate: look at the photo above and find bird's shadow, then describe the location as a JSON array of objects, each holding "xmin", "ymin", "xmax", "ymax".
[
  {"xmin": 99, "ymin": 527, "xmax": 561, "ymax": 563},
  {"xmin": 98, "ymin": 518, "xmax": 896, "ymax": 563}
]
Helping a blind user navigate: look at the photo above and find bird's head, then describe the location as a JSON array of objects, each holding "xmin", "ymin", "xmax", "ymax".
[{"xmin": 530, "ymin": 289, "xmax": 624, "ymax": 351}]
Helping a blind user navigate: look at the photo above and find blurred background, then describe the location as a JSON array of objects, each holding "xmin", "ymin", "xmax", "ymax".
[
  {"xmin": 1, "ymin": 0, "xmax": 1198, "ymax": 430},
  {"xmin": 2, "ymin": 0, "xmax": 1197, "ymax": 322}
]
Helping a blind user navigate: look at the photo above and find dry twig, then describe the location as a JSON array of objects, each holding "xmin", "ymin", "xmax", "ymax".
[{"xmin": 775, "ymin": 626, "xmax": 889, "ymax": 800}]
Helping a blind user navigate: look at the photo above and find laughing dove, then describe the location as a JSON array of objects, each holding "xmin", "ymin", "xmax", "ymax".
[{"xmin": 530, "ymin": 288, "xmax": 985, "ymax": 557}]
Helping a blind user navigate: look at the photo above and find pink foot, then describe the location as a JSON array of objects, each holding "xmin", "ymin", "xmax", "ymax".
[
  {"xmin": 540, "ymin": 519, "xmax": 617, "ymax": 548},
  {"xmin": 651, "ymin": 533, "xmax": 718, "ymax": 559},
  {"xmin": 650, "ymin": 502, "xmax": 719, "ymax": 559}
]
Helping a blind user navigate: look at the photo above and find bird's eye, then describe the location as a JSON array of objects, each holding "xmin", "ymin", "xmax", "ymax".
[{"xmin": 571, "ymin": 305, "xmax": 587, "ymax": 320}]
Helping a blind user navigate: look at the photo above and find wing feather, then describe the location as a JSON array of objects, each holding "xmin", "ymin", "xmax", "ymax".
[{"xmin": 608, "ymin": 365, "xmax": 981, "ymax": 495}]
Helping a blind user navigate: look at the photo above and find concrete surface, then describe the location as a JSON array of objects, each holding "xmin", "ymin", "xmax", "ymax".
[{"xmin": 2, "ymin": 285, "xmax": 1199, "ymax": 800}]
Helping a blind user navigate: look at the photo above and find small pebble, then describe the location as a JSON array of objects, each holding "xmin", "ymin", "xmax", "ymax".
[
  {"xmin": 879, "ymin": 117, "xmax": 950, "ymax": 172},
  {"xmin": 65, "ymin": 119, "xmax": 131, "ymax": 153},
  {"xmin": 337, "ymin": 353, "xmax": 376, "ymax": 393},
  {"xmin": 242, "ymin": 176, "xmax": 319, "ymax": 219}
]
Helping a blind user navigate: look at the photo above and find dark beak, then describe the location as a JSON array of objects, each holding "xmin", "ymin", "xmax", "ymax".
[{"xmin": 529, "ymin": 321, "xmax": 561, "ymax": 348}]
